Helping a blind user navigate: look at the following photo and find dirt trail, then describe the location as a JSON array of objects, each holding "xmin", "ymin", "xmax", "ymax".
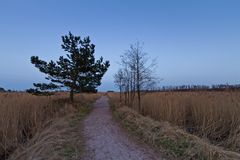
[{"xmin": 83, "ymin": 96, "xmax": 164, "ymax": 160}]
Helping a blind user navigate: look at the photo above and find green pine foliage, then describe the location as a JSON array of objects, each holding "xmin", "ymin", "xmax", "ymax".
[{"xmin": 27, "ymin": 32, "xmax": 110, "ymax": 101}]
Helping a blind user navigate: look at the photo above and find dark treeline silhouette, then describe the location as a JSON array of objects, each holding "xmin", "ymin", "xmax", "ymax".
[
  {"xmin": 0, "ymin": 87, "xmax": 5, "ymax": 92},
  {"xmin": 144, "ymin": 84, "xmax": 240, "ymax": 92}
]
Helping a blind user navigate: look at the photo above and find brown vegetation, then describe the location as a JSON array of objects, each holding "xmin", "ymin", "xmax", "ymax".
[
  {"xmin": 108, "ymin": 91, "xmax": 240, "ymax": 157},
  {"xmin": 0, "ymin": 92, "xmax": 100, "ymax": 159},
  {"xmin": 112, "ymin": 105, "xmax": 240, "ymax": 160}
]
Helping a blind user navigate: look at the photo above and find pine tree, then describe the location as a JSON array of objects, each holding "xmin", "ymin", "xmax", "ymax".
[{"xmin": 27, "ymin": 32, "xmax": 110, "ymax": 102}]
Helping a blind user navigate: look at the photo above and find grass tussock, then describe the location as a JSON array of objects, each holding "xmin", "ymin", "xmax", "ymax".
[
  {"xmin": 138, "ymin": 92, "xmax": 240, "ymax": 150},
  {"xmin": 109, "ymin": 91, "xmax": 240, "ymax": 151},
  {"xmin": 114, "ymin": 105, "xmax": 240, "ymax": 160},
  {"xmin": 0, "ymin": 92, "xmax": 100, "ymax": 159}
]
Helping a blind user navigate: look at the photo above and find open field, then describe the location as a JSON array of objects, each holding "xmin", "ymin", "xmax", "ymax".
[
  {"xmin": 108, "ymin": 91, "xmax": 240, "ymax": 152},
  {"xmin": 0, "ymin": 92, "xmax": 100, "ymax": 159},
  {"xmin": 2, "ymin": 90, "xmax": 240, "ymax": 159}
]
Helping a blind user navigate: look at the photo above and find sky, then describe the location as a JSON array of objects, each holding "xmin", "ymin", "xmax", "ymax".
[{"xmin": 0, "ymin": 0, "xmax": 240, "ymax": 91}]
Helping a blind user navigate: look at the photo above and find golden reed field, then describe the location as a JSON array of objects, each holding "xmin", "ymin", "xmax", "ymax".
[
  {"xmin": 0, "ymin": 92, "xmax": 100, "ymax": 159},
  {"xmin": 108, "ymin": 91, "xmax": 240, "ymax": 152}
]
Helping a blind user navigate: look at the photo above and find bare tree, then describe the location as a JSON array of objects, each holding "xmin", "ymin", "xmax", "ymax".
[
  {"xmin": 114, "ymin": 69, "xmax": 124, "ymax": 102},
  {"xmin": 115, "ymin": 42, "xmax": 157, "ymax": 113}
]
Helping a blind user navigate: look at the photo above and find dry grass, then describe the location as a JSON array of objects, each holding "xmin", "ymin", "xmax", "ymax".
[
  {"xmin": 108, "ymin": 91, "xmax": 240, "ymax": 154},
  {"xmin": 135, "ymin": 91, "xmax": 240, "ymax": 150},
  {"xmin": 113, "ymin": 105, "xmax": 240, "ymax": 160},
  {"xmin": 0, "ymin": 92, "xmax": 100, "ymax": 159}
]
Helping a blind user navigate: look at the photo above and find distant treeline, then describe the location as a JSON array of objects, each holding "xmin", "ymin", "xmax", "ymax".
[
  {"xmin": 146, "ymin": 84, "xmax": 240, "ymax": 92},
  {"xmin": 0, "ymin": 87, "xmax": 20, "ymax": 93},
  {"xmin": 0, "ymin": 87, "xmax": 6, "ymax": 92}
]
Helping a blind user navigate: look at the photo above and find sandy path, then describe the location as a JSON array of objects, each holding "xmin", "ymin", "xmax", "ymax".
[{"xmin": 83, "ymin": 96, "xmax": 164, "ymax": 160}]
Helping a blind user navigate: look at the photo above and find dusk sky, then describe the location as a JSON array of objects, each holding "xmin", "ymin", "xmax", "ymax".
[{"xmin": 0, "ymin": 0, "xmax": 240, "ymax": 91}]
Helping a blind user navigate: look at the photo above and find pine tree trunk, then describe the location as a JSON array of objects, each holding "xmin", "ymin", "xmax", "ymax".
[
  {"xmin": 70, "ymin": 89, "xmax": 74, "ymax": 102},
  {"xmin": 124, "ymin": 91, "xmax": 127, "ymax": 105}
]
